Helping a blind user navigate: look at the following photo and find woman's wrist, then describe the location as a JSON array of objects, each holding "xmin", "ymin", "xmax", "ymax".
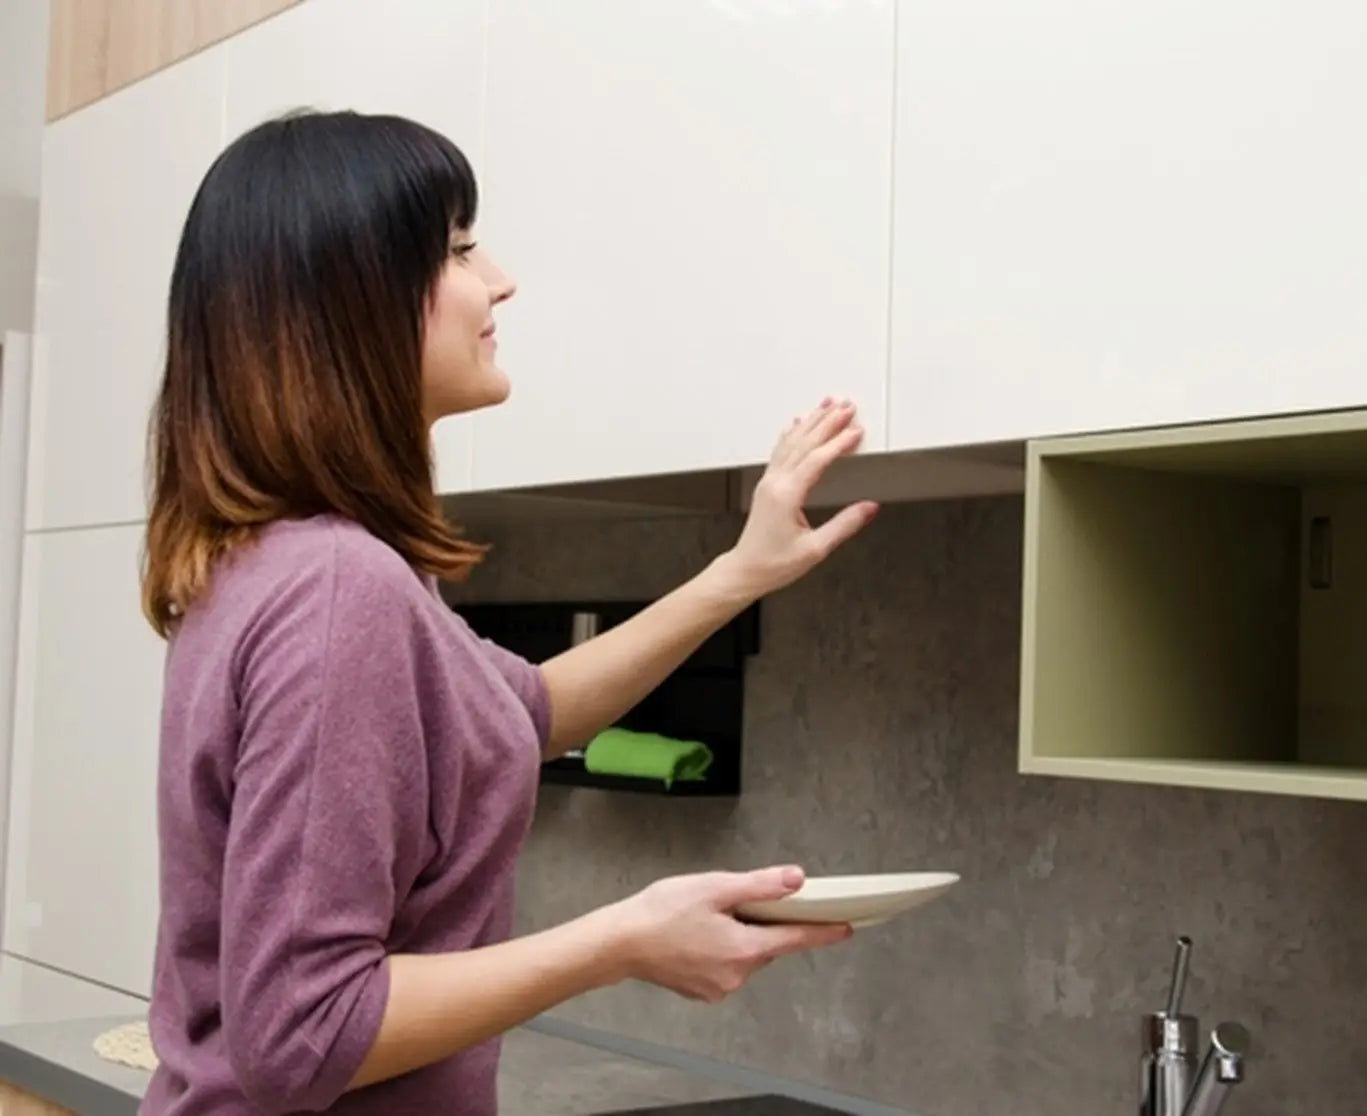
[
  {"xmin": 571, "ymin": 900, "xmax": 645, "ymax": 988},
  {"xmin": 697, "ymin": 550, "xmax": 768, "ymax": 613}
]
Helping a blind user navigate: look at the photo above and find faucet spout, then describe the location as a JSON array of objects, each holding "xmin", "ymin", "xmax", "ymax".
[{"xmin": 1181, "ymin": 1022, "xmax": 1251, "ymax": 1116}]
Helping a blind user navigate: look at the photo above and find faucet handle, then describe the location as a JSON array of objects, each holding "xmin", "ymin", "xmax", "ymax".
[
  {"xmin": 1211, "ymin": 1022, "xmax": 1251, "ymax": 1072},
  {"xmin": 1181, "ymin": 1022, "xmax": 1251, "ymax": 1116},
  {"xmin": 1165, "ymin": 935, "xmax": 1193, "ymax": 1017}
]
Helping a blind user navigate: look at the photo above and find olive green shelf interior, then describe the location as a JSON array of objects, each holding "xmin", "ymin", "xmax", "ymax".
[{"xmin": 1021, "ymin": 408, "xmax": 1367, "ymax": 801}]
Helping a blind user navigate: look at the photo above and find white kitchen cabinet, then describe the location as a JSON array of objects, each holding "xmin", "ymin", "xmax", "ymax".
[
  {"xmin": 223, "ymin": 0, "xmax": 490, "ymax": 495},
  {"xmin": 0, "ymin": 954, "xmax": 145, "ymax": 1026},
  {"xmin": 469, "ymin": 0, "xmax": 895, "ymax": 493},
  {"xmin": 4, "ymin": 525, "xmax": 163, "ymax": 996},
  {"xmin": 26, "ymin": 49, "xmax": 227, "ymax": 532},
  {"xmin": 890, "ymin": 0, "xmax": 1367, "ymax": 451}
]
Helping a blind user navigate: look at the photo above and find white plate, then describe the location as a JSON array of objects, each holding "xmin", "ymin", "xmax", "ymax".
[{"xmin": 735, "ymin": 871, "xmax": 960, "ymax": 929}]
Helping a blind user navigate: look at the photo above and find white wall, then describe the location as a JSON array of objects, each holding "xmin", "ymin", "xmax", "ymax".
[{"xmin": 0, "ymin": 0, "xmax": 47, "ymax": 334}]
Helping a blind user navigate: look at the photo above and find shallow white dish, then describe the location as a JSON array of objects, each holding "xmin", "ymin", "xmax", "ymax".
[{"xmin": 735, "ymin": 871, "xmax": 960, "ymax": 929}]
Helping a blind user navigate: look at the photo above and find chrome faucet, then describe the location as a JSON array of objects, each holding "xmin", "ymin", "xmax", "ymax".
[{"xmin": 1140, "ymin": 935, "xmax": 1252, "ymax": 1116}]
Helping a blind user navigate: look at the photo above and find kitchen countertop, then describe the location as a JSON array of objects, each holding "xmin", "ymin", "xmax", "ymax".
[
  {"xmin": 497, "ymin": 1027, "xmax": 759, "ymax": 1114},
  {"xmin": 0, "ymin": 1015, "xmax": 777, "ymax": 1115},
  {"xmin": 594, "ymin": 1101, "xmax": 856, "ymax": 1115},
  {"xmin": 0, "ymin": 1014, "xmax": 148, "ymax": 1114}
]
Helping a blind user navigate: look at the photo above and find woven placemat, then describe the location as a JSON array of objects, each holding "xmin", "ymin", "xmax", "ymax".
[{"xmin": 92, "ymin": 1019, "xmax": 158, "ymax": 1072}]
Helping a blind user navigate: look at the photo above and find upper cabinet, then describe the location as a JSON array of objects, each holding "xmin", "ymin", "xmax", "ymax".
[
  {"xmin": 889, "ymin": 0, "xmax": 1367, "ymax": 452},
  {"xmin": 467, "ymin": 0, "xmax": 895, "ymax": 494},
  {"xmin": 33, "ymin": 0, "xmax": 1367, "ymax": 513},
  {"xmin": 26, "ymin": 47, "xmax": 227, "ymax": 532},
  {"xmin": 26, "ymin": 0, "xmax": 492, "ymax": 533},
  {"xmin": 222, "ymin": 0, "xmax": 491, "ymax": 495}
]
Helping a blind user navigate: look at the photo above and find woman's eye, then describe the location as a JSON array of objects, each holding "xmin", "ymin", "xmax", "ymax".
[{"xmin": 451, "ymin": 241, "xmax": 477, "ymax": 260}]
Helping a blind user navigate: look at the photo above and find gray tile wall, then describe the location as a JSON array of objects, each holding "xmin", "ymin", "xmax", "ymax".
[{"xmin": 447, "ymin": 496, "xmax": 1367, "ymax": 1116}]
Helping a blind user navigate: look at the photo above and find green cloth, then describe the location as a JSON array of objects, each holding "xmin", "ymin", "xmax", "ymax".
[{"xmin": 583, "ymin": 727, "xmax": 713, "ymax": 787}]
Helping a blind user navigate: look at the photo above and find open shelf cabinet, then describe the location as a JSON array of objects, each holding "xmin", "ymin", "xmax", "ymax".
[
  {"xmin": 1021, "ymin": 408, "xmax": 1367, "ymax": 801},
  {"xmin": 451, "ymin": 598, "xmax": 759, "ymax": 796}
]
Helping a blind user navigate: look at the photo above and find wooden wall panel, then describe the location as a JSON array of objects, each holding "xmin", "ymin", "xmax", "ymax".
[{"xmin": 46, "ymin": 0, "xmax": 303, "ymax": 120}]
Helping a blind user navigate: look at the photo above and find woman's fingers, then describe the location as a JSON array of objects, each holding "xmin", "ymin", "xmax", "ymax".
[
  {"xmin": 794, "ymin": 422, "xmax": 865, "ymax": 488},
  {"xmin": 771, "ymin": 415, "xmax": 803, "ymax": 463},
  {"xmin": 806, "ymin": 400, "xmax": 856, "ymax": 449},
  {"xmin": 797, "ymin": 396, "xmax": 836, "ymax": 435},
  {"xmin": 745, "ymin": 921, "xmax": 852, "ymax": 962},
  {"xmin": 783, "ymin": 400, "xmax": 855, "ymax": 469},
  {"xmin": 771, "ymin": 397, "xmax": 847, "ymax": 467}
]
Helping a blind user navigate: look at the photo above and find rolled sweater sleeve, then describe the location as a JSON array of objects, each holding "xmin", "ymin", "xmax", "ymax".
[{"xmin": 219, "ymin": 538, "xmax": 427, "ymax": 1113}]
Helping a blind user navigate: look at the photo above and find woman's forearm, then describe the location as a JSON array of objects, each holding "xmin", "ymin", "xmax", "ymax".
[
  {"xmin": 347, "ymin": 864, "xmax": 851, "ymax": 1095},
  {"xmin": 534, "ymin": 401, "xmax": 875, "ymax": 759},
  {"xmin": 536, "ymin": 553, "xmax": 756, "ymax": 757},
  {"xmin": 347, "ymin": 906, "xmax": 627, "ymax": 1092}
]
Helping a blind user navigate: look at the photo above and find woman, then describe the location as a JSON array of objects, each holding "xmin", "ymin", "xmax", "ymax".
[{"xmin": 139, "ymin": 109, "xmax": 878, "ymax": 1115}]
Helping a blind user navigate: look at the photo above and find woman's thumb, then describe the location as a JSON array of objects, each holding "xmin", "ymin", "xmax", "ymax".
[
  {"xmin": 713, "ymin": 865, "xmax": 806, "ymax": 908},
  {"xmin": 809, "ymin": 500, "xmax": 879, "ymax": 560}
]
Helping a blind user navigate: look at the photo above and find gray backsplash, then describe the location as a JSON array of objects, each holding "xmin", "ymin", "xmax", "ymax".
[{"xmin": 445, "ymin": 495, "xmax": 1366, "ymax": 1116}]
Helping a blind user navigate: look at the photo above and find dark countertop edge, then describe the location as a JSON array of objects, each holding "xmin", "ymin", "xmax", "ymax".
[
  {"xmin": 0, "ymin": 1015, "xmax": 147, "ymax": 1115},
  {"xmin": 526, "ymin": 1017, "xmax": 917, "ymax": 1116}
]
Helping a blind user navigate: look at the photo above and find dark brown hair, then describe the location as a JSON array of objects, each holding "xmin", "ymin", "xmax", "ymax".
[{"xmin": 142, "ymin": 109, "xmax": 485, "ymax": 636}]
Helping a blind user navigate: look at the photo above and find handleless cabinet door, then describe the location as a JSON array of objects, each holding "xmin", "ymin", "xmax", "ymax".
[
  {"xmin": 890, "ymin": 0, "xmax": 1367, "ymax": 450},
  {"xmin": 470, "ymin": 0, "xmax": 895, "ymax": 492},
  {"xmin": 223, "ymin": 0, "xmax": 490, "ymax": 496},
  {"xmin": 27, "ymin": 48, "xmax": 226, "ymax": 531}
]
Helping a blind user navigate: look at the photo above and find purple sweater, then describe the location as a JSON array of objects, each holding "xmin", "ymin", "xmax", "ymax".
[{"xmin": 141, "ymin": 515, "xmax": 550, "ymax": 1115}]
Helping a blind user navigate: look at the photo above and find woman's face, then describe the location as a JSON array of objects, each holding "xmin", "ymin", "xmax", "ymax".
[{"xmin": 420, "ymin": 230, "xmax": 517, "ymax": 423}]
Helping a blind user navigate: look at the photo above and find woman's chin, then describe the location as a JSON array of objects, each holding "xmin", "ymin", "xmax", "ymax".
[
  {"xmin": 484, "ymin": 366, "xmax": 512, "ymax": 404},
  {"xmin": 426, "ymin": 370, "xmax": 512, "ymax": 422},
  {"xmin": 463, "ymin": 361, "xmax": 512, "ymax": 409}
]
